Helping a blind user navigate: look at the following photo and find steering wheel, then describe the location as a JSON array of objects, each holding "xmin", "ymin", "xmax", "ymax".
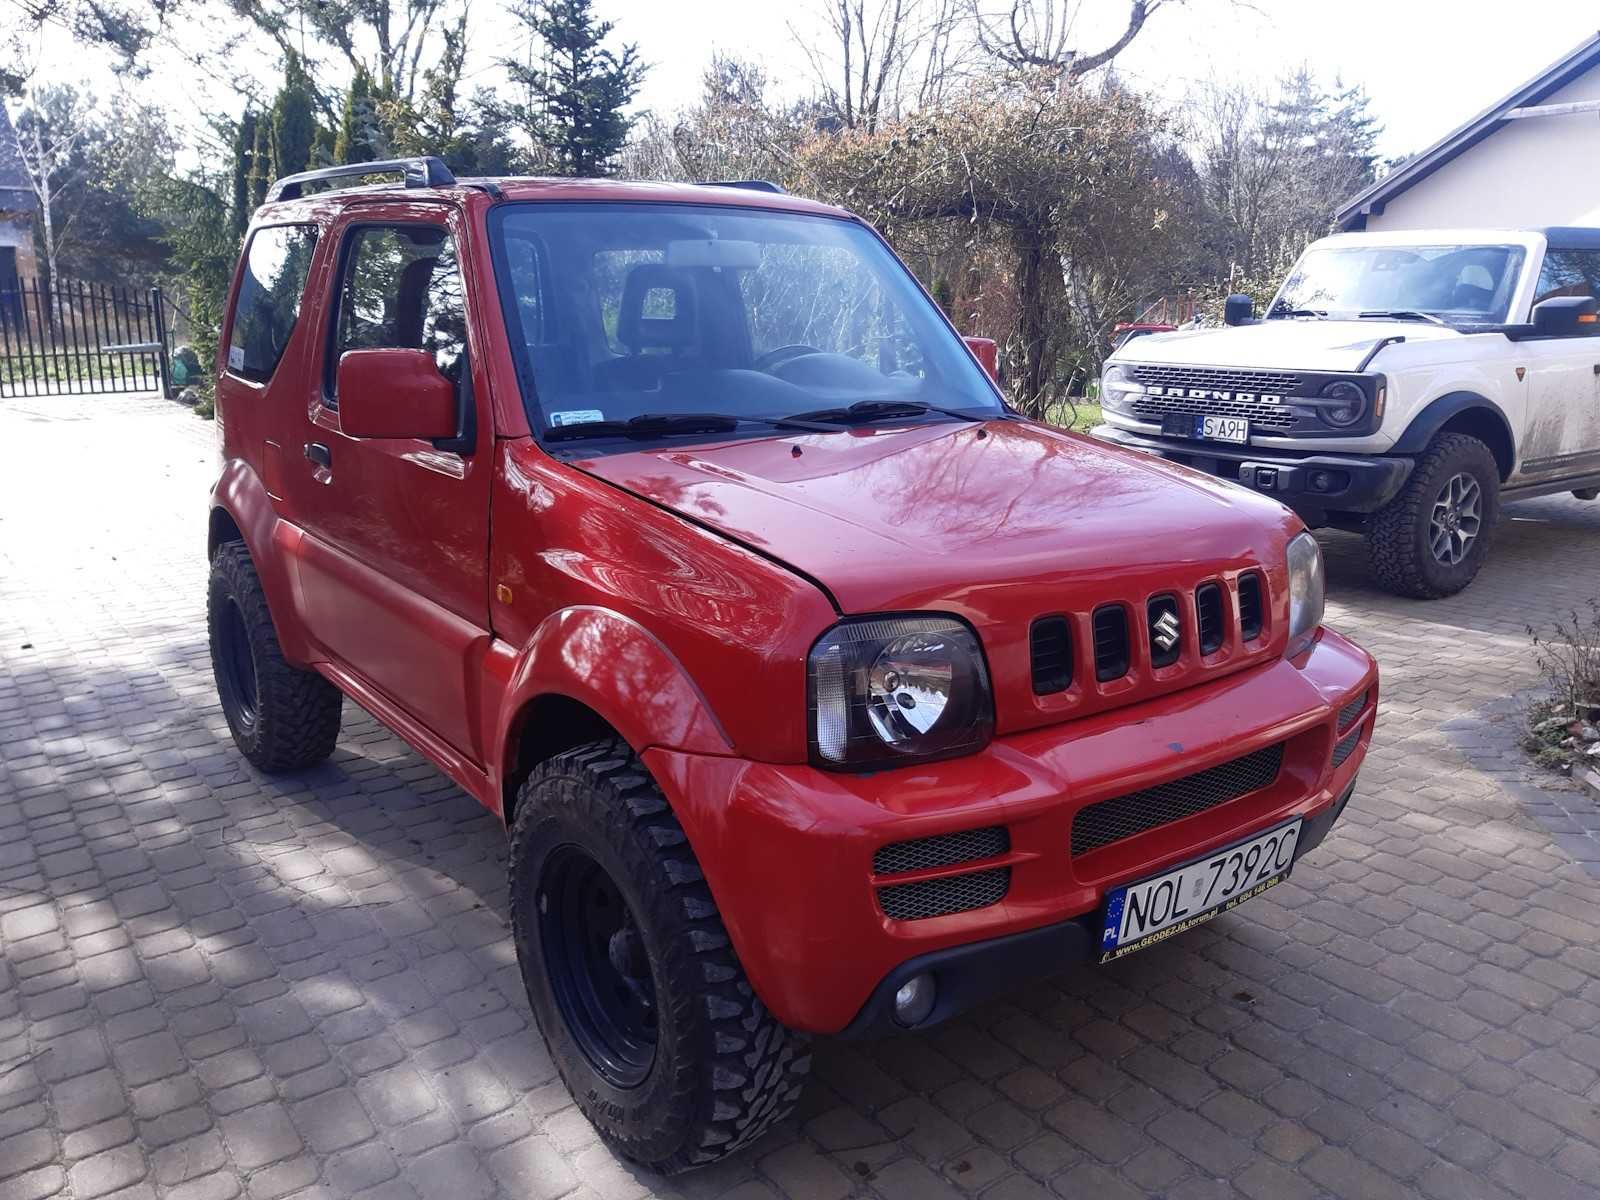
[{"xmin": 755, "ymin": 344, "xmax": 824, "ymax": 372}]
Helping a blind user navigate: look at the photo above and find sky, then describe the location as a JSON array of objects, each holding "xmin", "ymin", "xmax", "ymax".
[{"xmin": 13, "ymin": 0, "xmax": 1600, "ymax": 166}]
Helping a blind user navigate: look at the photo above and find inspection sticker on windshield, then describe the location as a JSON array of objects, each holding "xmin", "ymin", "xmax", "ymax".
[
  {"xmin": 550, "ymin": 409, "xmax": 604, "ymax": 427},
  {"xmin": 1099, "ymin": 818, "xmax": 1300, "ymax": 962}
]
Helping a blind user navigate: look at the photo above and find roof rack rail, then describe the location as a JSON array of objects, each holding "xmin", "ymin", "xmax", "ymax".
[
  {"xmin": 697, "ymin": 179, "xmax": 786, "ymax": 194},
  {"xmin": 266, "ymin": 156, "xmax": 457, "ymax": 203}
]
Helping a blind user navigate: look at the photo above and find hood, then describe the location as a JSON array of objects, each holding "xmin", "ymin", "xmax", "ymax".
[
  {"xmin": 1121, "ymin": 318, "xmax": 1461, "ymax": 372},
  {"xmin": 576, "ymin": 418, "xmax": 1297, "ymax": 617}
]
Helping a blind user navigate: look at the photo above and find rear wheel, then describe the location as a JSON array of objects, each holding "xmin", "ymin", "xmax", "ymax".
[
  {"xmin": 508, "ymin": 740, "xmax": 810, "ymax": 1173},
  {"xmin": 207, "ymin": 542, "xmax": 342, "ymax": 771},
  {"xmin": 1366, "ymin": 433, "xmax": 1499, "ymax": 598}
]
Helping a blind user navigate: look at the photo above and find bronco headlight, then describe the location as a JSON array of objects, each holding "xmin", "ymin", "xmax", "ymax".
[
  {"xmin": 1286, "ymin": 532, "xmax": 1325, "ymax": 658},
  {"xmin": 1099, "ymin": 364, "xmax": 1137, "ymax": 410},
  {"xmin": 1318, "ymin": 379, "xmax": 1367, "ymax": 428},
  {"xmin": 809, "ymin": 616, "xmax": 994, "ymax": 770}
]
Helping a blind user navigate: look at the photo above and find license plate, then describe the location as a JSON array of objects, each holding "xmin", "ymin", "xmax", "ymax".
[
  {"xmin": 1098, "ymin": 818, "xmax": 1301, "ymax": 962},
  {"xmin": 1197, "ymin": 414, "xmax": 1249, "ymax": 443}
]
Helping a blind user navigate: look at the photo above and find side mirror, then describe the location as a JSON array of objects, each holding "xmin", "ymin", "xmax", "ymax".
[
  {"xmin": 1223, "ymin": 294, "xmax": 1256, "ymax": 327},
  {"xmin": 1530, "ymin": 295, "xmax": 1598, "ymax": 338},
  {"xmin": 964, "ymin": 336, "xmax": 1000, "ymax": 383},
  {"xmin": 336, "ymin": 348, "xmax": 460, "ymax": 440}
]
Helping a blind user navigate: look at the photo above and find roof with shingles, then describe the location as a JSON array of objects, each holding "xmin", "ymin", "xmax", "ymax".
[{"xmin": 1337, "ymin": 32, "xmax": 1600, "ymax": 230}]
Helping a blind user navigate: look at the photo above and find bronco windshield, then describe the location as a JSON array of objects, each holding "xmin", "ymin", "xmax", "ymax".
[
  {"xmin": 488, "ymin": 203, "xmax": 1003, "ymax": 447},
  {"xmin": 1269, "ymin": 242, "xmax": 1527, "ymax": 324}
]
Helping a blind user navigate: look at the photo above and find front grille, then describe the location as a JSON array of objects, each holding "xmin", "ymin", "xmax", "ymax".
[
  {"xmin": 1128, "ymin": 365, "xmax": 1303, "ymax": 433},
  {"xmin": 1238, "ymin": 573, "xmax": 1264, "ymax": 641},
  {"xmin": 1131, "ymin": 364, "xmax": 1303, "ymax": 393},
  {"xmin": 1332, "ymin": 724, "xmax": 1364, "ymax": 767},
  {"xmin": 878, "ymin": 868, "xmax": 1010, "ymax": 921},
  {"xmin": 1030, "ymin": 616, "xmax": 1073, "ymax": 695},
  {"xmin": 1196, "ymin": 583, "xmax": 1225, "ymax": 655},
  {"xmin": 1338, "ymin": 690, "xmax": 1370, "ymax": 732},
  {"xmin": 873, "ymin": 826, "xmax": 1009, "ymax": 876},
  {"xmin": 1093, "ymin": 606, "xmax": 1131, "ymax": 681},
  {"xmin": 1071, "ymin": 743, "xmax": 1286, "ymax": 856},
  {"xmin": 1129, "ymin": 392, "xmax": 1300, "ymax": 433},
  {"xmin": 1147, "ymin": 595, "xmax": 1182, "ymax": 668}
]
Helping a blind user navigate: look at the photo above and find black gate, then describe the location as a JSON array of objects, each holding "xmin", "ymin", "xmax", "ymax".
[{"xmin": 0, "ymin": 277, "xmax": 175, "ymax": 399}]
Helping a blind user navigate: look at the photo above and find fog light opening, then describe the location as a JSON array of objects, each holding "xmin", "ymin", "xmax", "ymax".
[{"xmin": 893, "ymin": 973, "xmax": 937, "ymax": 1027}]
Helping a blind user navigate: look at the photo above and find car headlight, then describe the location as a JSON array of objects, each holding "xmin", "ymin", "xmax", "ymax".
[
  {"xmin": 1099, "ymin": 364, "xmax": 1137, "ymax": 410},
  {"xmin": 809, "ymin": 616, "xmax": 994, "ymax": 770},
  {"xmin": 1318, "ymin": 380, "xmax": 1367, "ymax": 428},
  {"xmin": 1286, "ymin": 531, "xmax": 1325, "ymax": 657}
]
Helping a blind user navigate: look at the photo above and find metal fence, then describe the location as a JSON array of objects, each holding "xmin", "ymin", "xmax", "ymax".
[{"xmin": 0, "ymin": 277, "xmax": 175, "ymax": 399}]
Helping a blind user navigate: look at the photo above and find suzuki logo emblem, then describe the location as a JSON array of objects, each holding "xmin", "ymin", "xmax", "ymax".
[{"xmin": 1152, "ymin": 610, "xmax": 1181, "ymax": 652}]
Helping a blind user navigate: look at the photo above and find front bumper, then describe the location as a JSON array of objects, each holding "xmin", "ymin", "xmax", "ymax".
[
  {"xmin": 1091, "ymin": 423, "xmax": 1413, "ymax": 523},
  {"xmin": 645, "ymin": 630, "xmax": 1377, "ymax": 1034}
]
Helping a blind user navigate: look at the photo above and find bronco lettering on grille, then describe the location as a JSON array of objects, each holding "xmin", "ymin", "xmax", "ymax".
[{"xmin": 1146, "ymin": 385, "xmax": 1285, "ymax": 404}]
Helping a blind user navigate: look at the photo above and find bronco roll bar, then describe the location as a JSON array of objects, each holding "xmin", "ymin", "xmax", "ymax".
[{"xmin": 265, "ymin": 156, "xmax": 458, "ymax": 203}]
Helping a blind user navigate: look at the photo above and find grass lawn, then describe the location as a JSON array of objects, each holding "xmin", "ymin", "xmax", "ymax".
[{"xmin": 1041, "ymin": 398, "xmax": 1102, "ymax": 433}]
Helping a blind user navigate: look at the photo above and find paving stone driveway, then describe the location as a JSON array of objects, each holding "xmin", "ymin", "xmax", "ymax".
[{"xmin": 2, "ymin": 391, "xmax": 1599, "ymax": 1200}]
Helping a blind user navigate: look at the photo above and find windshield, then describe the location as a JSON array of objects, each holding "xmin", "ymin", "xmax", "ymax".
[
  {"xmin": 1270, "ymin": 243, "xmax": 1527, "ymax": 323},
  {"xmin": 488, "ymin": 203, "xmax": 1003, "ymax": 445}
]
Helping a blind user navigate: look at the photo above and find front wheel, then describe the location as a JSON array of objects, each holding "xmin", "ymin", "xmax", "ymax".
[
  {"xmin": 508, "ymin": 740, "xmax": 810, "ymax": 1174},
  {"xmin": 1365, "ymin": 433, "xmax": 1499, "ymax": 598}
]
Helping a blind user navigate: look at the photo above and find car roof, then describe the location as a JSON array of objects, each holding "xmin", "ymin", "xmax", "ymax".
[{"xmin": 256, "ymin": 176, "xmax": 855, "ymax": 222}]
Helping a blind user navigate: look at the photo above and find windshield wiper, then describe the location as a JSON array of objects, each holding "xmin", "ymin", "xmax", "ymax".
[
  {"xmin": 1358, "ymin": 309, "xmax": 1448, "ymax": 326},
  {"xmin": 781, "ymin": 399, "xmax": 987, "ymax": 427},
  {"xmin": 544, "ymin": 410, "xmax": 837, "ymax": 443},
  {"xmin": 1267, "ymin": 306, "xmax": 1327, "ymax": 319}
]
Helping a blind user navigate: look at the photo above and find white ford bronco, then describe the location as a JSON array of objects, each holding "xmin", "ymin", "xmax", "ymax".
[{"xmin": 1094, "ymin": 228, "xmax": 1600, "ymax": 597}]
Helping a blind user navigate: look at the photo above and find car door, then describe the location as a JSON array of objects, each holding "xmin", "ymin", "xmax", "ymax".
[
  {"xmin": 285, "ymin": 202, "xmax": 493, "ymax": 759},
  {"xmin": 217, "ymin": 221, "xmax": 324, "ymax": 506},
  {"xmin": 1519, "ymin": 246, "xmax": 1600, "ymax": 480}
]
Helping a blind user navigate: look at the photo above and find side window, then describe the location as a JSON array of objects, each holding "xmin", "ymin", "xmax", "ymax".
[
  {"xmin": 227, "ymin": 225, "xmax": 318, "ymax": 383},
  {"xmin": 1533, "ymin": 249, "xmax": 1600, "ymax": 307},
  {"xmin": 329, "ymin": 225, "xmax": 467, "ymax": 404}
]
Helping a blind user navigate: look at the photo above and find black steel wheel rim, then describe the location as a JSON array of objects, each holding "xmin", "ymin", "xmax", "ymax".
[
  {"xmin": 217, "ymin": 598, "xmax": 259, "ymax": 730},
  {"xmin": 539, "ymin": 844, "xmax": 659, "ymax": 1089}
]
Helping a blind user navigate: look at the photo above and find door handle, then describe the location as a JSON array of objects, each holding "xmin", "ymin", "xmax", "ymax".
[{"xmin": 304, "ymin": 442, "xmax": 332, "ymax": 469}]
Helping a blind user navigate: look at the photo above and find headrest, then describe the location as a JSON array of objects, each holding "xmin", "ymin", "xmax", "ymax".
[{"xmin": 618, "ymin": 264, "xmax": 696, "ymax": 352}]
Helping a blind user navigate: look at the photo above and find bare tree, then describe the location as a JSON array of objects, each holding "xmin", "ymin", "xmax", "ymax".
[
  {"xmin": 792, "ymin": 0, "xmax": 970, "ymax": 131},
  {"xmin": 1192, "ymin": 69, "xmax": 1382, "ymax": 283},
  {"xmin": 10, "ymin": 85, "xmax": 93, "ymax": 294},
  {"xmin": 969, "ymin": 0, "xmax": 1176, "ymax": 74}
]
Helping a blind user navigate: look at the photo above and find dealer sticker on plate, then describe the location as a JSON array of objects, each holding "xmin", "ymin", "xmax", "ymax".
[{"xmin": 1099, "ymin": 818, "xmax": 1300, "ymax": 962}]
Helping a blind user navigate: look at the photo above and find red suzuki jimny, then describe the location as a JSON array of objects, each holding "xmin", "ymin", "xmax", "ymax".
[{"xmin": 206, "ymin": 157, "xmax": 1378, "ymax": 1172}]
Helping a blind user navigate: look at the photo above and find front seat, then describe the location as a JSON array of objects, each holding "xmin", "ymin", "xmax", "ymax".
[{"xmin": 591, "ymin": 264, "xmax": 698, "ymax": 392}]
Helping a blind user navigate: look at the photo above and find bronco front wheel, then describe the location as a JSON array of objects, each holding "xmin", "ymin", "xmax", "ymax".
[
  {"xmin": 508, "ymin": 740, "xmax": 810, "ymax": 1173},
  {"xmin": 1365, "ymin": 432, "xmax": 1499, "ymax": 599}
]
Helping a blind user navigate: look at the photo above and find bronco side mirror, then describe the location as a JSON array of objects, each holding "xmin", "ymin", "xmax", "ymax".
[
  {"xmin": 1527, "ymin": 295, "xmax": 1599, "ymax": 338},
  {"xmin": 336, "ymin": 348, "xmax": 461, "ymax": 441},
  {"xmin": 964, "ymin": 336, "xmax": 1000, "ymax": 383},
  {"xmin": 1223, "ymin": 294, "xmax": 1256, "ymax": 326}
]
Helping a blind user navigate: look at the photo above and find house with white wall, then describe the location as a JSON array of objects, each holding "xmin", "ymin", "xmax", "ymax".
[{"xmin": 1338, "ymin": 32, "xmax": 1600, "ymax": 232}]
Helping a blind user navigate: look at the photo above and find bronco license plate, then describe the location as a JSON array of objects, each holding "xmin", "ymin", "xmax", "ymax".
[
  {"xmin": 1197, "ymin": 414, "xmax": 1249, "ymax": 443},
  {"xmin": 1098, "ymin": 818, "xmax": 1301, "ymax": 962}
]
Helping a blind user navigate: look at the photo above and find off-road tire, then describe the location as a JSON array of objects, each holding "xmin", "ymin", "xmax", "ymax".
[
  {"xmin": 508, "ymin": 740, "xmax": 810, "ymax": 1173},
  {"xmin": 207, "ymin": 541, "xmax": 342, "ymax": 771},
  {"xmin": 1365, "ymin": 432, "xmax": 1499, "ymax": 599}
]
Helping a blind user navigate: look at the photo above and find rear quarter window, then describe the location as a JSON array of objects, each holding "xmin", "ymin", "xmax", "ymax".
[{"xmin": 227, "ymin": 225, "xmax": 319, "ymax": 383}]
